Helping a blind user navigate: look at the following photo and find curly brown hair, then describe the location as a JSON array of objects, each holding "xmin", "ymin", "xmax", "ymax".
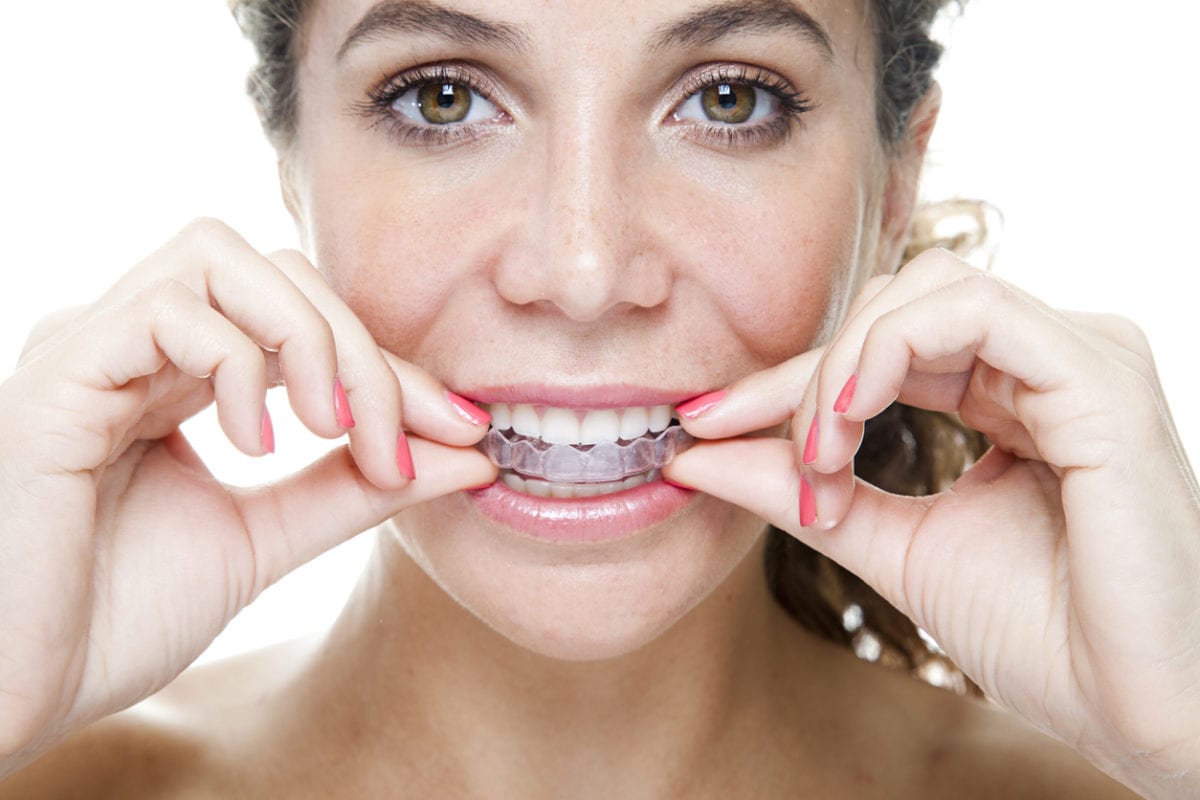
[{"xmin": 228, "ymin": 0, "xmax": 986, "ymax": 693}]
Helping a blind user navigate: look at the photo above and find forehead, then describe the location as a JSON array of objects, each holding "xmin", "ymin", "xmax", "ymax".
[{"xmin": 303, "ymin": 0, "xmax": 876, "ymax": 70}]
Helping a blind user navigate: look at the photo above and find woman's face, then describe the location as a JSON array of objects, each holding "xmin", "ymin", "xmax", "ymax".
[{"xmin": 287, "ymin": 0, "xmax": 912, "ymax": 660}]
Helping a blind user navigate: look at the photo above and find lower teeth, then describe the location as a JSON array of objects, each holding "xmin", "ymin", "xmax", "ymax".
[{"xmin": 501, "ymin": 469, "xmax": 661, "ymax": 498}]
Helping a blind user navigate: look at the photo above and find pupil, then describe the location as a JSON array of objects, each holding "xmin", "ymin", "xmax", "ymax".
[
  {"xmin": 438, "ymin": 84, "xmax": 456, "ymax": 109},
  {"xmin": 718, "ymin": 84, "xmax": 736, "ymax": 109}
]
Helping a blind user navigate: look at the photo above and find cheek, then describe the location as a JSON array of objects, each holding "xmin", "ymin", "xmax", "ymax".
[
  {"xmin": 304, "ymin": 155, "xmax": 500, "ymax": 359},
  {"xmin": 647, "ymin": 147, "xmax": 867, "ymax": 363},
  {"xmin": 303, "ymin": 130, "xmax": 869, "ymax": 373}
]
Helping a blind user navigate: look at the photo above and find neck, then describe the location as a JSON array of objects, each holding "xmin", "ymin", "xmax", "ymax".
[{"xmin": 282, "ymin": 526, "xmax": 817, "ymax": 796}]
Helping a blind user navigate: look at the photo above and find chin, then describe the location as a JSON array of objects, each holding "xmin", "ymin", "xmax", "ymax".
[{"xmin": 388, "ymin": 492, "xmax": 766, "ymax": 662}]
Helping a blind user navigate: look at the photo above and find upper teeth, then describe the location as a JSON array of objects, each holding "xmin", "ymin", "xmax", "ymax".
[{"xmin": 483, "ymin": 403, "xmax": 676, "ymax": 445}]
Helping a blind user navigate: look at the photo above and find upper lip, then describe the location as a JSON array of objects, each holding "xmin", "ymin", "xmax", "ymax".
[{"xmin": 458, "ymin": 384, "xmax": 708, "ymax": 410}]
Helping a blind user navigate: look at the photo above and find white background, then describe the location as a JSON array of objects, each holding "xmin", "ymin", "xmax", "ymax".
[{"xmin": 1, "ymin": 2, "xmax": 1197, "ymax": 665}]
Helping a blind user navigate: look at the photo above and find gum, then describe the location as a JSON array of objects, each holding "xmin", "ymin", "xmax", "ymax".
[{"xmin": 479, "ymin": 425, "xmax": 694, "ymax": 483}]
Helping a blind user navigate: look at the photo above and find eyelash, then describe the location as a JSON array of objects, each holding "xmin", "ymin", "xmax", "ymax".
[
  {"xmin": 359, "ymin": 63, "xmax": 501, "ymax": 147},
  {"xmin": 359, "ymin": 62, "xmax": 815, "ymax": 149},
  {"xmin": 676, "ymin": 65, "xmax": 815, "ymax": 148}
]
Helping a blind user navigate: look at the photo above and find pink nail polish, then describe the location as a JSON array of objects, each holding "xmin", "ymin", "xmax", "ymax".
[
  {"xmin": 447, "ymin": 392, "xmax": 491, "ymax": 426},
  {"xmin": 396, "ymin": 432, "xmax": 417, "ymax": 480},
  {"xmin": 662, "ymin": 476, "xmax": 694, "ymax": 491},
  {"xmin": 802, "ymin": 417, "xmax": 819, "ymax": 465},
  {"xmin": 334, "ymin": 378, "xmax": 356, "ymax": 429},
  {"xmin": 676, "ymin": 389, "xmax": 728, "ymax": 420},
  {"xmin": 799, "ymin": 477, "xmax": 816, "ymax": 528},
  {"xmin": 465, "ymin": 481, "xmax": 495, "ymax": 492},
  {"xmin": 833, "ymin": 374, "xmax": 857, "ymax": 415},
  {"xmin": 260, "ymin": 407, "xmax": 275, "ymax": 455}
]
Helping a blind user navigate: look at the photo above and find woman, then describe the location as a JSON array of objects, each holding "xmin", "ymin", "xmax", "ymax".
[{"xmin": 1, "ymin": 0, "xmax": 1197, "ymax": 796}]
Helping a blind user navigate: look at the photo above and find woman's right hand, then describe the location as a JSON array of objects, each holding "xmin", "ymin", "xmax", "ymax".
[{"xmin": 0, "ymin": 219, "xmax": 497, "ymax": 774}]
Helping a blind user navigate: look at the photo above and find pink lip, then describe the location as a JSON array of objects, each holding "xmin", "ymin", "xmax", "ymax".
[
  {"xmin": 460, "ymin": 384, "xmax": 707, "ymax": 410},
  {"xmin": 468, "ymin": 479, "xmax": 696, "ymax": 544}
]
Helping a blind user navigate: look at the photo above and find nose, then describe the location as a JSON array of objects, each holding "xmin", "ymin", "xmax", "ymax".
[{"xmin": 492, "ymin": 121, "xmax": 672, "ymax": 322}]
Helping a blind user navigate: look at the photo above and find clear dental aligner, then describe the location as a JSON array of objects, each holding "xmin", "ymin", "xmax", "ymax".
[{"xmin": 480, "ymin": 425, "xmax": 694, "ymax": 483}]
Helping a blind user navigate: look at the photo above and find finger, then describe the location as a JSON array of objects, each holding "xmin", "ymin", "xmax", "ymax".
[
  {"xmin": 664, "ymin": 434, "xmax": 857, "ymax": 529},
  {"xmin": 17, "ymin": 305, "xmax": 88, "ymax": 367},
  {"xmin": 233, "ymin": 436, "xmax": 498, "ymax": 600},
  {"xmin": 53, "ymin": 279, "xmax": 270, "ymax": 458},
  {"xmin": 663, "ymin": 435, "xmax": 931, "ymax": 620},
  {"xmin": 269, "ymin": 250, "xmax": 492, "ymax": 490},
  {"xmin": 673, "ymin": 348, "xmax": 823, "ymax": 439},
  {"xmin": 91, "ymin": 220, "xmax": 346, "ymax": 445},
  {"xmin": 833, "ymin": 276, "xmax": 1113, "ymax": 469},
  {"xmin": 798, "ymin": 250, "xmax": 983, "ymax": 476},
  {"xmin": 674, "ymin": 270, "xmax": 895, "ymax": 442}
]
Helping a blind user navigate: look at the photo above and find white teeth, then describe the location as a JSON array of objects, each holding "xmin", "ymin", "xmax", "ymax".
[
  {"xmin": 619, "ymin": 406, "xmax": 650, "ymax": 440},
  {"xmin": 510, "ymin": 404, "xmax": 540, "ymax": 438},
  {"xmin": 579, "ymin": 409, "xmax": 620, "ymax": 444},
  {"xmin": 649, "ymin": 405, "xmax": 672, "ymax": 433},
  {"xmin": 490, "ymin": 403, "xmax": 511, "ymax": 432},
  {"xmin": 497, "ymin": 469, "xmax": 661, "ymax": 499},
  {"xmin": 482, "ymin": 403, "xmax": 676, "ymax": 445},
  {"xmin": 540, "ymin": 407, "xmax": 581, "ymax": 445}
]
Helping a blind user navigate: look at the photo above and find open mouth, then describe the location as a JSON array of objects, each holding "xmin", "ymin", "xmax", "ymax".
[{"xmin": 478, "ymin": 403, "xmax": 694, "ymax": 499}]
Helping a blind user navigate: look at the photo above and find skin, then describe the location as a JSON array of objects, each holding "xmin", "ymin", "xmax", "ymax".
[{"xmin": 0, "ymin": 0, "xmax": 1196, "ymax": 797}]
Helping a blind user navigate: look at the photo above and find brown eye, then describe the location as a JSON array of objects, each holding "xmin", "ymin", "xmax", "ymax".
[
  {"xmin": 417, "ymin": 82, "xmax": 472, "ymax": 124},
  {"xmin": 700, "ymin": 83, "xmax": 756, "ymax": 124}
]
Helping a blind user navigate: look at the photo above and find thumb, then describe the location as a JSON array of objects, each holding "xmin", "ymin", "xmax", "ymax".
[
  {"xmin": 664, "ymin": 435, "xmax": 930, "ymax": 621},
  {"xmin": 232, "ymin": 437, "xmax": 497, "ymax": 597}
]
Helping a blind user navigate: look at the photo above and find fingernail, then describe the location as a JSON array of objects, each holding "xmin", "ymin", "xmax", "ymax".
[
  {"xmin": 446, "ymin": 392, "xmax": 491, "ymax": 426},
  {"xmin": 465, "ymin": 481, "xmax": 495, "ymax": 492},
  {"xmin": 396, "ymin": 432, "xmax": 417, "ymax": 480},
  {"xmin": 662, "ymin": 476, "xmax": 694, "ymax": 491},
  {"xmin": 802, "ymin": 416, "xmax": 819, "ymax": 465},
  {"xmin": 833, "ymin": 374, "xmax": 857, "ymax": 415},
  {"xmin": 334, "ymin": 378, "xmax": 356, "ymax": 429},
  {"xmin": 260, "ymin": 406, "xmax": 275, "ymax": 455},
  {"xmin": 676, "ymin": 389, "xmax": 728, "ymax": 420},
  {"xmin": 799, "ymin": 477, "xmax": 817, "ymax": 528}
]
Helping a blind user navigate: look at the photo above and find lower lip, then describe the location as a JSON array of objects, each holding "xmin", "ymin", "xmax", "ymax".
[{"xmin": 467, "ymin": 478, "xmax": 696, "ymax": 543}]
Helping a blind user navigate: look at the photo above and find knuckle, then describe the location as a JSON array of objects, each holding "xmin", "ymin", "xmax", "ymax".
[
  {"xmin": 1100, "ymin": 313, "xmax": 1153, "ymax": 358},
  {"xmin": 181, "ymin": 216, "xmax": 234, "ymax": 242},
  {"xmin": 142, "ymin": 277, "xmax": 193, "ymax": 315},
  {"xmin": 177, "ymin": 217, "xmax": 245, "ymax": 264},
  {"xmin": 19, "ymin": 305, "xmax": 89, "ymax": 360},
  {"xmin": 267, "ymin": 248, "xmax": 314, "ymax": 273},
  {"xmin": 958, "ymin": 270, "xmax": 1012, "ymax": 310},
  {"xmin": 906, "ymin": 245, "xmax": 971, "ymax": 276},
  {"xmin": 228, "ymin": 336, "xmax": 267, "ymax": 375}
]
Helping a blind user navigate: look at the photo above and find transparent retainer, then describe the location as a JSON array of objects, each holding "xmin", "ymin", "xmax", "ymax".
[{"xmin": 479, "ymin": 425, "xmax": 694, "ymax": 483}]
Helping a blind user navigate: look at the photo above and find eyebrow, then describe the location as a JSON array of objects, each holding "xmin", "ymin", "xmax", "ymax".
[
  {"xmin": 648, "ymin": 0, "xmax": 834, "ymax": 60},
  {"xmin": 337, "ymin": 0, "xmax": 530, "ymax": 61}
]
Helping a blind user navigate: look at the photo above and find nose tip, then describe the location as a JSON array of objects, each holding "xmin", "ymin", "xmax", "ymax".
[{"xmin": 492, "ymin": 136, "xmax": 671, "ymax": 322}]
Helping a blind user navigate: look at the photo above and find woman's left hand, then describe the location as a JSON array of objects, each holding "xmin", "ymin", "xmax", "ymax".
[{"xmin": 664, "ymin": 248, "xmax": 1200, "ymax": 797}]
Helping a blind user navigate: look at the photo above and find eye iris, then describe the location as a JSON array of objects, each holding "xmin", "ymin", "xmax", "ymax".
[
  {"xmin": 701, "ymin": 83, "xmax": 756, "ymax": 124},
  {"xmin": 417, "ymin": 82, "xmax": 471, "ymax": 123}
]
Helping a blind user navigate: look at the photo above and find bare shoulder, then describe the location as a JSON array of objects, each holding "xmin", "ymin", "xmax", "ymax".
[
  {"xmin": 0, "ymin": 704, "xmax": 207, "ymax": 799},
  {"xmin": 0, "ymin": 635, "xmax": 317, "ymax": 799}
]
